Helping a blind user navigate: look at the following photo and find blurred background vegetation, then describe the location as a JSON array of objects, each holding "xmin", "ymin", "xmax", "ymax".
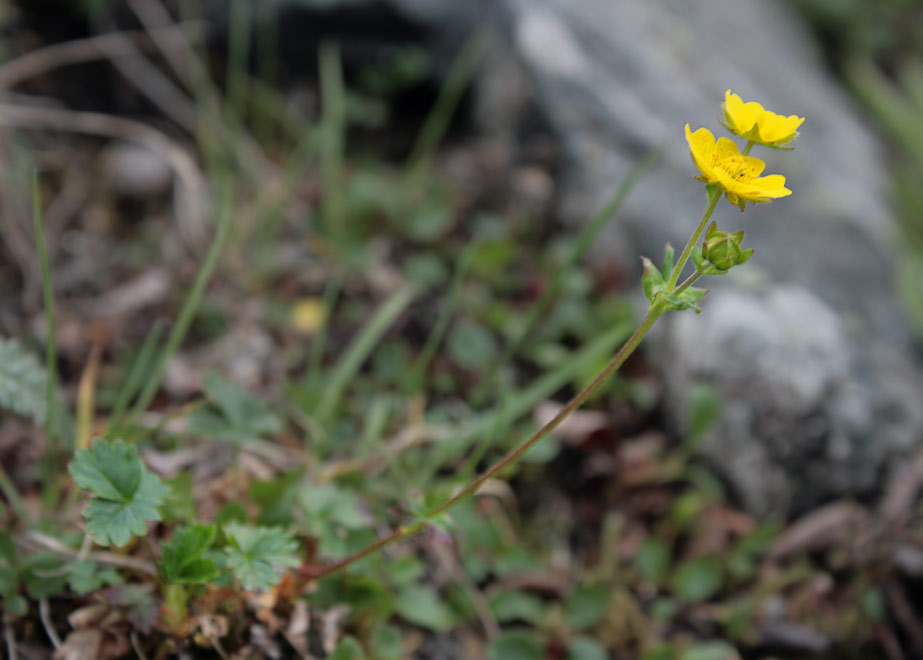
[{"xmin": 788, "ymin": 0, "xmax": 923, "ymax": 336}]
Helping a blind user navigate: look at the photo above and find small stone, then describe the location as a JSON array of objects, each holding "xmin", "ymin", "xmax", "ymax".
[{"xmin": 102, "ymin": 142, "xmax": 172, "ymax": 200}]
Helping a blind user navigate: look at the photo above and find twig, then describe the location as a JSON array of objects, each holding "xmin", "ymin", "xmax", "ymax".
[
  {"xmin": 87, "ymin": 25, "xmax": 200, "ymax": 133},
  {"xmin": 131, "ymin": 632, "xmax": 151, "ymax": 660},
  {"xmin": 885, "ymin": 579, "xmax": 923, "ymax": 658},
  {"xmin": 3, "ymin": 622, "xmax": 17, "ymax": 660},
  {"xmin": 39, "ymin": 598, "xmax": 62, "ymax": 650},
  {"xmin": 431, "ymin": 543, "xmax": 499, "ymax": 639},
  {"xmin": 876, "ymin": 623, "xmax": 905, "ymax": 660},
  {"xmin": 126, "ymin": 0, "xmax": 272, "ymax": 181},
  {"xmin": 0, "ymin": 24, "xmax": 205, "ymax": 90},
  {"xmin": 20, "ymin": 531, "xmax": 157, "ymax": 577},
  {"xmin": 0, "ymin": 103, "xmax": 208, "ymax": 245}
]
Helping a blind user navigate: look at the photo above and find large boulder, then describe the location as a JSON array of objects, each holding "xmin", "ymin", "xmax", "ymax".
[{"xmin": 494, "ymin": 0, "xmax": 923, "ymax": 515}]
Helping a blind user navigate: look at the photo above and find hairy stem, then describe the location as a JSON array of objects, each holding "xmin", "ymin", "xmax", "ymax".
[{"xmin": 668, "ymin": 186, "xmax": 722, "ymax": 289}]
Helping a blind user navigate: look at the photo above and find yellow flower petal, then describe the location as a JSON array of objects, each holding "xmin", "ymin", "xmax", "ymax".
[
  {"xmin": 686, "ymin": 121, "xmax": 791, "ymax": 210},
  {"xmin": 722, "ymin": 90, "xmax": 804, "ymax": 147},
  {"xmin": 723, "ymin": 90, "xmax": 764, "ymax": 138},
  {"xmin": 756, "ymin": 112, "xmax": 804, "ymax": 145}
]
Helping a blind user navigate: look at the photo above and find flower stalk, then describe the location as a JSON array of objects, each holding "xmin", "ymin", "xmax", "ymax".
[
  {"xmin": 304, "ymin": 89, "xmax": 802, "ymax": 584},
  {"xmin": 668, "ymin": 184, "xmax": 723, "ymax": 289}
]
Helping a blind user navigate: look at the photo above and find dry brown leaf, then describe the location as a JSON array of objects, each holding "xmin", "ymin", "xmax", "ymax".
[
  {"xmin": 880, "ymin": 447, "xmax": 923, "ymax": 522},
  {"xmin": 688, "ymin": 504, "xmax": 756, "ymax": 556},
  {"xmin": 55, "ymin": 629, "xmax": 101, "ymax": 660},
  {"xmin": 768, "ymin": 501, "xmax": 869, "ymax": 561}
]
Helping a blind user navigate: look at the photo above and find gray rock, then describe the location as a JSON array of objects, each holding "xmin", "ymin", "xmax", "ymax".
[
  {"xmin": 492, "ymin": 0, "xmax": 923, "ymax": 514},
  {"xmin": 657, "ymin": 285, "xmax": 923, "ymax": 514},
  {"xmin": 102, "ymin": 142, "xmax": 173, "ymax": 200}
]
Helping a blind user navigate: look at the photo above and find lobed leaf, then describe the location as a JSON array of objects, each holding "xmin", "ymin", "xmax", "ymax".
[
  {"xmin": 160, "ymin": 524, "xmax": 219, "ymax": 585},
  {"xmin": 69, "ymin": 440, "xmax": 169, "ymax": 547},
  {"xmin": 0, "ymin": 335, "xmax": 68, "ymax": 433},
  {"xmin": 224, "ymin": 523, "xmax": 299, "ymax": 592}
]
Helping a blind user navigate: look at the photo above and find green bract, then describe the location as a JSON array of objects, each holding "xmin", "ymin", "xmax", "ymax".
[{"xmin": 641, "ymin": 247, "xmax": 709, "ymax": 314}]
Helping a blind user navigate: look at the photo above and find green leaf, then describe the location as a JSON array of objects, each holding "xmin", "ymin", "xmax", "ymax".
[
  {"xmin": 330, "ymin": 636, "xmax": 366, "ymax": 660},
  {"xmin": 678, "ymin": 641, "xmax": 739, "ymax": 660},
  {"xmin": 567, "ymin": 637, "xmax": 609, "ymax": 660},
  {"xmin": 251, "ymin": 470, "xmax": 303, "ymax": 526},
  {"xmin": 686, "ymin": 382, "xmax": 722, "ymax": 442},
  {"xmin": 199, "ymin": 370, "xmax": 282, "ymax": 437},
  {"xmin": 224, "ymin": 523, "xmax": 300, "ymax": 592},
  {"xmin": 69, "ymin": 439, "xmax": 143, "ymax": 501},
  {"xmin": 161, "ymin": 473, "xmax": 196, "ymax": 524},
  {"xmin": 69, "ymin": 440, "xmax": 169, "ymax": 547},
  {"xmin": 0, "ymin": 563, "xmax": 16, "ymax": 597},
  {"xmin": 371, "ymin": 623, "xmax": 403, "ymax": 660},
  {"xmin": 342, "ymin": 576, "xmax": 394, "ymax": 621},
  {"xmin": 385, "ymin": 555, "xmax": 424, "ymax": 586},
  {"xmin": 447, "ymin": 320, "xmax": 498, "ymax": 371},
  {"xmin": 105, "ymin": 584, "xmax": 159, "ymax": 634},
  {"xmin": 670, "ymin": 557, "xmax": 723, "ymax": 603},
  {"xmin": 160, "ymin": 524, "xmax": 219, "ymax": 585},
  {"xmin": 67, "ymin": 560, "xmax": 122, "ymax": 594},
  {"xmin": 3, "ymin": 594, "xmax": 28, "ymax": 618},
  {"xmin": 487, "ymin": 630, "xmax": 545, "ymax": 660},
  {"xmin": 489, "ymin": 589, "xmax": 545, "ymax": 624},
  {"xmin": 86, "ymin": 474, "xmax": 169, "ymax": 547},
  {"xmin": 861, "ymin": 586, "xmax": 886, "ymax": 621},
  {"xmin": 21, "ymin": 552, "xmax": 67, "ymax": 598},
  {"xmin": 636, "ymin": 538, "xmax": 672, "ymax": 583},
  {"xmin": 0, "ymin": 335, "xmax": 68, "ymax": 433},
  {"xmin": 562, "ymin": 583, "xmax": 612, "ymax": 631},
  {"xmin": 393, "ymin": 584, "xmax": 454, "ymax": 631}
]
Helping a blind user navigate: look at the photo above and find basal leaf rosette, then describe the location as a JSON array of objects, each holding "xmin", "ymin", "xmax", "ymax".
[
  {"xmin": 721, "ymin": 90, "xmax": 804, "ymax": 148},
  {"xmin": 685, "ymin": 125, "xmax": 791, "ymax": 211}
]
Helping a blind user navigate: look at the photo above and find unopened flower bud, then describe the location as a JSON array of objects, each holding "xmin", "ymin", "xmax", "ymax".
[{"xmin": 700, "ymin": 222, "xmax": 753, "ymax": 272}]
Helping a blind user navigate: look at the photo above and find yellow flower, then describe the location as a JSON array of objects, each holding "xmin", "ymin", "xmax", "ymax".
[
  {"xmin": 685, "ymin": 124, "xmax": 791, "ymax": 210},
  {"xmin": 721, "ymin": 90, "xmax": 804, "ymax": 147}
]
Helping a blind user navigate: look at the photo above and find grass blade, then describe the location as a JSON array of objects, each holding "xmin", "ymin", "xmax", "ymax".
[
  {"xmin": 317, "ymin": 285, "xmax": 418, "ymax": 423},
  {"xmin": 319, "ymin": 40, "xmax": 346, "ymax": 236},
  {"xmin": 105, "ymin": 320, "xmax": 165, "ymax": 436},
  {"xmin": 473, "ymin": 147, "xmax": 662, "ymax": 402},
  {"xmin": 404, "ymin": 31, "xmax": 485, "ymax": 180},
  {"xmin": 127, "ymin": 179, "xmax": 235, "ymax": 424}
]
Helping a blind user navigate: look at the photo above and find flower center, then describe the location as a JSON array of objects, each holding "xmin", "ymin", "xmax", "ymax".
[{"xmin": 713, "ymin": 153, "xmax": 757, "ymax": 181}]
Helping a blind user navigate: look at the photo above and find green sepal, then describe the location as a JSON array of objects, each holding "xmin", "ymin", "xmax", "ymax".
[
  {"xmin": 661, "ymin": 244, "xmax": 675, "ymax": 281},
  {"xmin": 700, "ymin": 223, "xmax": 752, "ymax": 273},
  {"xmin": 641, "ymin": 257, "xmax": 665, "ymax": 303},
  {"xmin": 691, "ymin": 246, "xmax": 707, "ymax": 273}
]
